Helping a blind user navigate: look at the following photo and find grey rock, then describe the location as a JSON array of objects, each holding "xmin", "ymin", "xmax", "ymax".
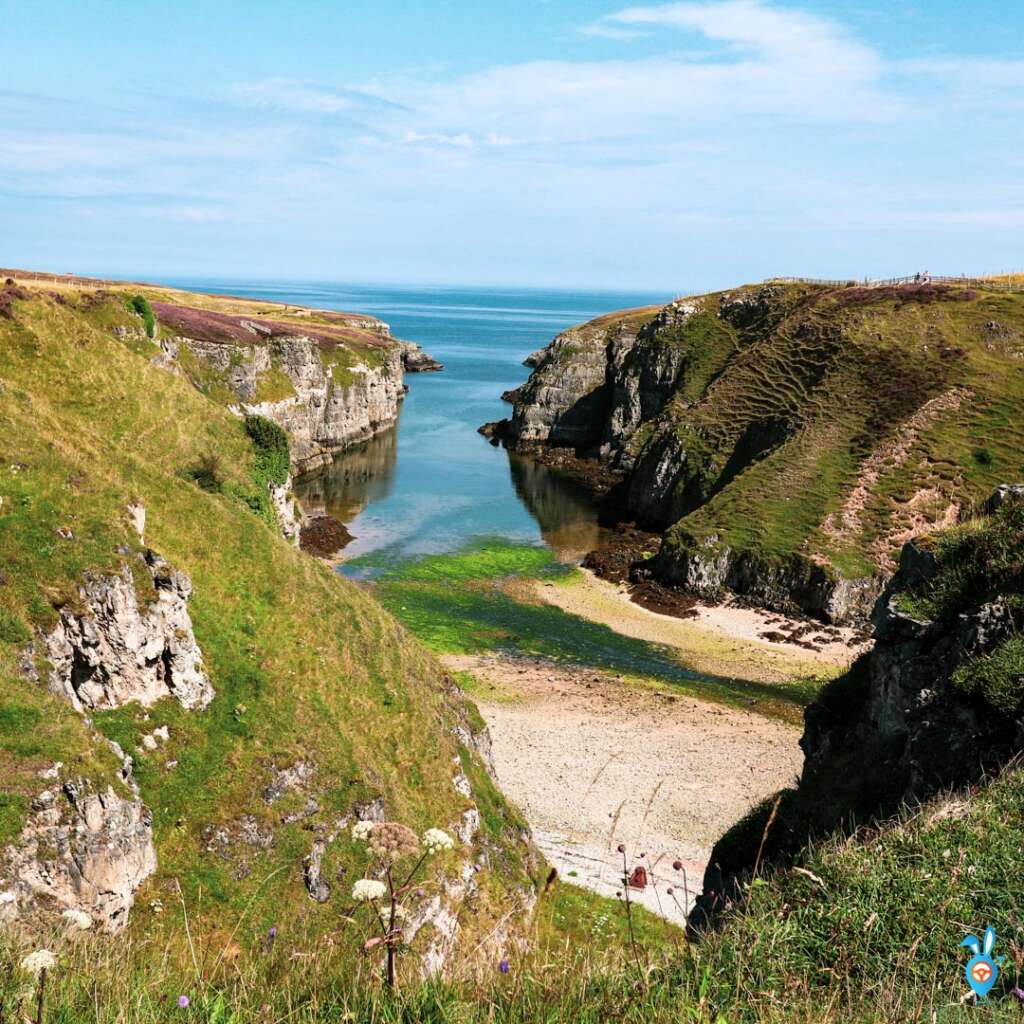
[
  {"xmin": 2, "ymin": 779, "xmax": 156, "ymax": 933},
  {"xmin": 398, "ymin": 341, "xmax": 444, "ymax": 373},
  {"xmin": 169, "ymin": 334, "xmax": 407, "ymax": 475},
  {"xmin": 42, "ymin": 551, "xmax": 213, "ymax": 712},
  {"xmin": 984, "ymin": 483, "xmax": 1024, "ymax": 515},
  {"xmin": 263, "ymin": 760, "xmax": 315, "ymax": 805},
  {"xmin": 304, "ymin": 838, "xmax": 331, "ymax": 903}
]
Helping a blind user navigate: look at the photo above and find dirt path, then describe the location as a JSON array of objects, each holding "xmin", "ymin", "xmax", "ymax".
[{"xmin": 447, "ymin": 653, "xmax": 804, "ymax": 925}]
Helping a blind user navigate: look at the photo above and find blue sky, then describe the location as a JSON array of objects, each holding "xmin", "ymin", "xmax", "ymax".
[{"xmin": 2, "ymin": 1, "xmax": 1022, "ymax": 290}]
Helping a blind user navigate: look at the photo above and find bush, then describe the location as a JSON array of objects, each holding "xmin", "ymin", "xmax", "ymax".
[
  {"xmin": 244, "ymin": 414, "xmax": 290, "ymax": 487},
  {"xmin": 951, "ymin": 635, "xmax": 1024, "ymax": 717},
  {"xmin": 128, "ymin": 294, "xmax": 156, "ymax": 338},
  {"xmin": 188, "ymin": 451, "xmax": 225, "ymax": 492}
]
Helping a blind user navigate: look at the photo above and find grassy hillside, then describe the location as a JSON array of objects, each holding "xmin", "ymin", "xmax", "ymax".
[
  {"xmin": 505, "ymin": 281, "xmax": 1024, "ymax": 614},
  {"xmin": 657, "ymin": 283, "xmax": 1024, "ymax": 579},
  {"xmin": 6, "ymin": 767, "xmax": 1020, "ymax": 1020},
  {"xmin": 0, "ymin": 281, "xmax": 534, "ymax": 977}
]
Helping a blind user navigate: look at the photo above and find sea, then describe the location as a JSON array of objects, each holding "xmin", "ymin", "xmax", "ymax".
[{"xmin": 166, "ymin": 280, "xmax": 669, "ymax": 574}]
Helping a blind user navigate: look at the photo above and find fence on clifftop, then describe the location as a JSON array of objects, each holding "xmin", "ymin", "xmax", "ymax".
[{"xmin": 765, "ymin": 273, "xmax": 1024, "ymax": 292}]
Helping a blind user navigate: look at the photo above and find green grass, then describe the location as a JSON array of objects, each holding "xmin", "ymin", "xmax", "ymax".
[
  {"xmin": 5, "ymin": 768, "xmax": 1024, "ymax": 1021},
  {"xmin": 252, "ymin": 363, "xmax": 296, "ymax": 403},
  {"xmin": 352, "ymin": 539, "xmax": 820, "ymax": 720},
  {"xmin": 898, "ymin": 497, "xmax": 1024, "ymax": 624},
  {"xmin": 0, "ymin": 288, "xmax": 533, "ymax": 966}
]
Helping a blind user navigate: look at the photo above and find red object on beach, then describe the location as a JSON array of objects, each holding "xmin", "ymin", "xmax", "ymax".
[{"xmin": 627, "ymin": 866, "xmax": 647, "ymax": 890}]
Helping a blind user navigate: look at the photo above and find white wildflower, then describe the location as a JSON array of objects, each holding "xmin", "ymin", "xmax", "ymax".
[
  {"xmin": 61, "ymin": 909, "xmax": 93, "ymax": 930},
  {"xmin": 20, "ymin": 949, "xmax": 57, "ymax": 976},
  {"xmin": 422, "ymin": 828, "xmax": 455, "ymax": 854},
  {"xmin": 351, "ymin": 820, "xmax": 375, "ymax": 843},
  {"xmin": 352, "ymin": 879, "xmax": 387, "ymax": 902}
]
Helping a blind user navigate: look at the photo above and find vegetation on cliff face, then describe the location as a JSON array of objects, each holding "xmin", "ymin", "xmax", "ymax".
[
  {"xmin": 0, "ymin": 283, "xmax": 534, "ymax": 976},
  {"xmin": 694, "ymin": 492, "xmax": 1024, "ymax": 939},
  {"xmin": 502, "ymin": 281, "xmax": 1024, "ymax": 621}
]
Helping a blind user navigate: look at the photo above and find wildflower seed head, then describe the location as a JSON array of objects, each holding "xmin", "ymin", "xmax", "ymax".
[
  {"xmin": 422, "ymin": 828, "xmax": 455, "ymax": 855},
  {"xmin": 616, "ymin": 844, "xmax": 626, "ymax": 854},
  {"xmin": 672, "ymin": 860, "xmax": 683, "ymax": 871},
  {"xmin": 61, "ymin": 908, "xmax": 93, "ymax": 930},
  {"xmin": 20, "ymin": 949, "xmax": 56, "ymax": 976},
  {"xmin": 352, "ymin": 879, "xmax": 387, "ymax": 902},
  {"xmin": 369, "ymin": 822, "xmax": 420, "ymax": 862},
  {"xmin": 351, "ymin": 820, "xmax": 375, "ymax": 843}
]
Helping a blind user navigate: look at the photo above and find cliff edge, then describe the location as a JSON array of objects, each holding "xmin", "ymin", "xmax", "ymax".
[{"xmin": 490, "ymin": 280, "xmax": 1024, "ymax": 625}]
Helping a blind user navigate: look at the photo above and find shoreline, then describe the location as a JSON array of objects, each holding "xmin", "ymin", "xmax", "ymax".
[{"xmin": 449, "ymin": 651, "xmax": 804, "ymax": 924}]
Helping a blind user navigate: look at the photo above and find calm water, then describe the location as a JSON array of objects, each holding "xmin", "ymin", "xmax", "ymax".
[{"xmin": 169, "ymin": 280, "xmax": 668, "ymax": 572}]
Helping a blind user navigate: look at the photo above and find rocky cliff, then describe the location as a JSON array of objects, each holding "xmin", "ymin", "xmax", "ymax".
[
  {"xmin": 152, "ymin": 301, "xmax": 417, "ymax": 475},
  {"xmin": 691, "ymin": 487, "xmax": 1024, "ymax": 928},
  {"xmin": 491, "ymin": 281, "xmax": 1024, "ymax": 625},
  {"xmin": 0, "ymin": 276, "xmax": 535, "ymax": 971}
]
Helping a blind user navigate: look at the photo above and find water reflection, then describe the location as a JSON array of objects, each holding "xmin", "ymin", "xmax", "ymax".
[
  {"xmin": 506, "ymin": 454, "xmax": 600, "ymax": 561},
  {"xmin": 294, "ymin": 428, "xmax": 398, "ymax": 525},
  {"xmin": 293, "ymin": 427, "xmax": 601, "ymax": 564}
]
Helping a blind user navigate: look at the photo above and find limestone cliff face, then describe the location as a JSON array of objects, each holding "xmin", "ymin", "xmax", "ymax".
[
  {"xmin": 8, "ymin": 546, "xmax": 213, "ymax": 932},
  {"xmin": 1, "ymin": 779, "xmax": 156, "ymax": 933},
  {"xmin": 43, "ymin": 550, "xmax": 214, "ymax": 713},
  {"xmin": 162, "ymin": 333, "xmax": 406, "ymax": 475},
  {"xmin": 496, "ymin": 280, "xmax": 1012, "ymax": 625}
]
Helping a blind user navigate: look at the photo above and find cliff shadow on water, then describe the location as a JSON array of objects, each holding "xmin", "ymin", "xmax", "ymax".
[
  {"xmin": 506, "ymin": 453, "xmax": 602, "ymax": 562},
  {"xmin": 293, "ymin": 427, "xmax": 399, "ymax": 537}
]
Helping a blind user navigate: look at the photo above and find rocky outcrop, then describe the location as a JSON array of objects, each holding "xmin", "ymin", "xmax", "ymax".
[
  {"xmin": 398, "ymin": 341, "xmax": 444, "ymax": 373},
  {"xmin": 650, "ymin": 535, "xmax": 885, "ymax": 626},
  {"xmin": 43, "ymin": 551, "xmax": 213, "ymax": 713},
  {"xmin": 270, "ymin": 476, "xmax": 300, "ymax": 546},
  {"xmin": 163, "ymin": 334, "xmax": 407, "ymax": 475},
  {"xmin": 691, "ymin": 493, "xmax": 1024, "ymax": 930},
  {"xmin": 505, "ymin": 318, "xmax": 629, "ymax": 448},
  {"xmin": 801, "ymin": 539, "xmax": 1021, "ymax": 798},
  {"xmin": 1, "ymin": 779, "xmax": 156, "ymax": 933}
]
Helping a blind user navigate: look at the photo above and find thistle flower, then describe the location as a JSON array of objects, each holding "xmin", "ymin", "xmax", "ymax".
[
  {"xmin": 177, "ymin": 994, "xmax": 190, "ymax": 1008},
  {"xmin": 351, "ymin": 820, "xmax": 375, "ymax": 843},
  {"xmin": 352, "ymin": 879, "xmax": 387, "ymax": 902},
  {"xmin": 19, "ymin": 949, "xmax": 56, "ymax": 976},
  {"xmin": 61, "ymin": 908, "xmax": 93, "ymax": 930},
  {"xmin": 423, "ymin": 828, "xmax": 455, "ymax": 854},
  {"xmin": 368, "ymin": 822, "xmax": 420, "ymax": 863}
]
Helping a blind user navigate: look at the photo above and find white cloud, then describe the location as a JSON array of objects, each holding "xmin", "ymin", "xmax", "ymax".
[{"xmin": 577, "ymin": 24, "xmax": 650, "ymax": 41}]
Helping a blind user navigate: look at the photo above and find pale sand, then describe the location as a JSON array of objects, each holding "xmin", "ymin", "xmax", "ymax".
[
  {"xmin": 447, "ymin": 653, "xmax": 804, "ymax": 925},
  {"xmin": 533, "ymin": 568, "xmax": 869, "ymax": 683}
]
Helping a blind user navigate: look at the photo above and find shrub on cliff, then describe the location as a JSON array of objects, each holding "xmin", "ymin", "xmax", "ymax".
[
  {"xmin": 244, "ymin": 413, "xmax": 290, "ymax": 487},
  {"xmin": 127, "ymin": 294, "xmax": 156, "ymax": 338},
  {"xmin": 900, "ymin": 494, "xmax": 1024, "ymax": 622}
]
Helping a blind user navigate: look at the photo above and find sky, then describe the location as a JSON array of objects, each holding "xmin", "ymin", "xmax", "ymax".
[{"xmin": 2, "ymin": 0, "xmax": 1023, "ymax": 291}]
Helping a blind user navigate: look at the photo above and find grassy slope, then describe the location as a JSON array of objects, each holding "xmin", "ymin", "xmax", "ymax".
[
  {"xmin": 550, "ymin": 283, "xmax": 1024, "ymax": 582},
  {"xmin": 0, "ymin": 286, "xmax": 532, "ymax": 966},
  {"xmin": 7, "ymin": 770, "xmax": 1020, "ymax": 1021}
]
